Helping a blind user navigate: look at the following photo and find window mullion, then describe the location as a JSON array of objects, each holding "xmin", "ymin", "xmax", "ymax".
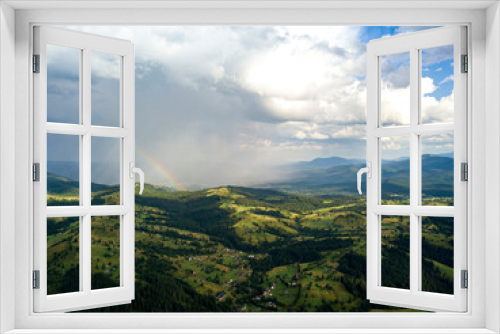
[
  {"xmin": 409, "ymin": 47, "xmax": 420, "ymax": 294},
  {"xmin": 78, "ymin": 48, "xmax": 84, "ymax": 292},
  {"xmin": 413, "ymin": 123, "xmax": 454, "ymax": 135},
  {"xmin": 82, "ymin": 47, "xmax": 92, "ymax": 294},
  {"xmin": 372, "ymin": 205, "xmax": 454, "ymax": 217}
]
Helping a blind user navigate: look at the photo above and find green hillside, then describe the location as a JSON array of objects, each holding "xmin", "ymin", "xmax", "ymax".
[{"xmin": 46, "ymin": 175, "xmax": 454, "ymax": 312}]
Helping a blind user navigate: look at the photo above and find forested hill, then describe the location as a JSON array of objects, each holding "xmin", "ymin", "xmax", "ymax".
[{"xmin": 47, "ymin": 176, "xmax": 454, "ymax": 312}]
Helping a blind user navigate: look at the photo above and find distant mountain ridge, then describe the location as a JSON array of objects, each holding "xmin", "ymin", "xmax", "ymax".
[
  {"xmin": 290, "ymin": 156, "xmax": 364, "ymax": 169},
  {"xmin": 48, "ymin": 161, "xmax": 79, "ymax": 181},
  {"xmin": 48, "ymin": 152, "xmax": 454, "ymax": 197},
  {"xmin": 261, "ymin": 153, "xmax": 454, "ymax": 197},
  {"xmin": 289, "ymin": 153, "xmax": 453, "ymax": 170},
  {"xmin": 48, "ymin": 160, "xmax": 119, "ymax": 185}
]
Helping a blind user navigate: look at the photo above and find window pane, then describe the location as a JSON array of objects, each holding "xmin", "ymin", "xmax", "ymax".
[
  {"xmin": 381, "ymin": 215, "xmax": 410, "ymax": 289},
  {"xmin": 91, "ymin": 52, "xmax": 121, "ymax": 127},
  {"xmin": 91, "ymin": 137, "xmax": 120, "ymax": 205},
  {"xmin": 421, "ymin": 45, "xmax": 454, "ymax": 124},
  {"xmin": 91, "ymin": 215, "xmax": 120, "ymax": 290},
  {"xmin": 47, "ymin": 44, "xmax": 80, "ymax": 124},
  {"xmin": 47, "ymin": 217, "xmax": 80, "ymax": 295},
  {"xmin": 381, "ymin": 136, "xmax": 410, "ymax": 205},
  {"xmin": 421, "ymin": 133, "xmax": 454, "ymax": 206},
  {"xmin": 380, "ymin": 52, "xmax": 410, "ymax": 127},
  {"xmin": 421, "ymin": 217, "xmax": 454, "ymax": 294},
  {"xmin": 47, "ymin": 134, "xmax": 80, "ymax": 206}
]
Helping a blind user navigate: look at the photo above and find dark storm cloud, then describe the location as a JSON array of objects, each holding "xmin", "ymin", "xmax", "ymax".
[{"xmin": 133, "ymin": 63, "xmax": 288, "ymax": 187}]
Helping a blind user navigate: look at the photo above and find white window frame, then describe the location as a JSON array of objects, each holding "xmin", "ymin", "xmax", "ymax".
[
  {"xmin": 365, "ymin": 26, "xmax": 467, "ymax": 312},
  {"xmin": 33, "ymin": 26, "xmax": 136, "ymax": 312},
  {"xmin": 1, "ymin": 1, "xmax": 498, "ymax": 333}
]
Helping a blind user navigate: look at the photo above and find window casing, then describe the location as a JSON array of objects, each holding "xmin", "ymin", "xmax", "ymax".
[{"xmin": 9, "ymin": 4, "xmax": 490, "ymax": 332}]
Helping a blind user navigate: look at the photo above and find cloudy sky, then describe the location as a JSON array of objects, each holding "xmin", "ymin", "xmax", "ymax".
[{"xmin": 47, "ymin": 25, "xmax": 454, "ymax": 189}]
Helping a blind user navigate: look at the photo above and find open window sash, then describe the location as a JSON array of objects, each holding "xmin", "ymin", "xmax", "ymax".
[
  {"xmin": 365, "ymin": 26, "xmax": 467, "ymax": 312},
  {"xmin": 33, "ymin": 26, "xmax": 137, "ymax": 312}
]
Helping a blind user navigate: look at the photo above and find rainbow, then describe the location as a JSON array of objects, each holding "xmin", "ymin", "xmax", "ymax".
[{"xmin": 136, "ymin": 147, "xmax": 187, "ymax": 191}]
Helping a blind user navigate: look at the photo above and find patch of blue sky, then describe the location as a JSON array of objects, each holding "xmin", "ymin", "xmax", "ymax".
[
  {"xmin": 358, "ymin": 26, "xmax": 399, "ymax": 44},
  {"xmin": 358, "ymin": 26, "xmax": 439, "ymax": 44},
  {"xmin": 422, "ymin": 45, "xmax": 454, "ymax": 100}
]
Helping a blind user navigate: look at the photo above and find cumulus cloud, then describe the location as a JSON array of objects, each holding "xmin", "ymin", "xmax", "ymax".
[
  {"xmin": 67, "ymin": 26, "xmax": 368, "ymax": 127},
  {"xmin": 293, "ymin": 130, "xmax": 328, "ymax": 140},
  {"xmin": 49, "ymin": 25, "xmax": 449, "ymax": 188},
  {"xmin": 422, "ymin": 133, "xmax": 454, "ymax": 155},
  {"xmin": 331, "ymin": 124, "xmax": 366, "ymax": 139},
  {"xmin": 421, "ymin": 77, "xmax": 454, "ymax": 123},
  {"xmin": 310, "ymin": 132, "xmax": 329, "ymax": 140},
  {"xmin": 380, "ymin": 81, "xmax": 411, "ymax": 126},
  {"xmin": 379, "ymin": 76, "xmax": 453, "ymax": 127},
  {"xmin": 380, "ymin": 52, "xmax": 410, "ymax": 89},
  {"xmin": 381, "ymin": 136, "xmax": 410, "ymax": 154},
  {"xmin": 294, "ymin": 131, "xmax": 307, "ymax": 140}
]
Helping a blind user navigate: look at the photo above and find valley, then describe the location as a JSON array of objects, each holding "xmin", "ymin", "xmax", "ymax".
[{"xmin": 46, "ymin": 154, "xmax": 454, "ymax": 312}]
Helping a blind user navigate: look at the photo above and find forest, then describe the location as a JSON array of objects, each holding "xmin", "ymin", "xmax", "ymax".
[{"xmin": 46, "ymin": 170, "xmax": 454, "ymax": 312}]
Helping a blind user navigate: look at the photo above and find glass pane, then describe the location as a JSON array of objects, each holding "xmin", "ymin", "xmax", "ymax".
[
  {"xmin": 381, "ymin": 215, "xmax": 410, "ymax": 289},
  {"xmin": 47, "ymin": 134, "xmax": 80, "ymax": 206},
  {"xmin": 91, "ymin": 215, "xmax": 120, "ymax": 290},
  {"xmin": 380, "ymin": 52, "xmax": 410, "ymax": 127},
  {"xmin": 47, "ymin": 217, "xmax": 80, "ymax": 295},
  {"xmin": 91, "ymin": 137, "xmax": 120, "ymax": 205},
  {"xmin": 47, "ymin": 44, "xmax": 80, "ymax": 124},
  {"xmin": 421, "ymin": 45, "xmax": 454, "ymax": 124},
  {"xmin": 421, "ymin": 217, "xmax": 454, "ymax": 294},
  {"xmin": 381, "ymin": 136, "xmax": 410, "ymax": 205},
  {"xmin": 421, "ymin": 133, "xmax": 454, "ymax": 206},
  {"xmin": 91, "ymin": 52, "xmax": 121, "ymax": 127}
]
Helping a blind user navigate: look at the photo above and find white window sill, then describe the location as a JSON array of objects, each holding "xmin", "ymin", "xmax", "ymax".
[{"xmin": 4, "ymin": 330, "xmax": 498, "ymax": 334}]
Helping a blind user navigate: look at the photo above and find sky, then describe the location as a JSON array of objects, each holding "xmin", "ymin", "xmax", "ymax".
[{"xmin": 46, "ymin": 26, "xmax": 455, "ymax": 189}]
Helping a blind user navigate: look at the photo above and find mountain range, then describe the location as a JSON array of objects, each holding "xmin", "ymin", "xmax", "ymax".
[
  {"xmin": 262, "ymin": 153, "xmax": 454, "ymax": 197},
  {"xmin": 48, "ymin": 153, "xmax": 454, "ymax": 198},
  {"xmin": 48, "ymin": 160, "xmax": 119, "ymax": 185}
]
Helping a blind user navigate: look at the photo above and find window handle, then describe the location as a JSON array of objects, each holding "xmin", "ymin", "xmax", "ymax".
[
  {"xmin": 357, "ymin": 162, "xmax": 371, "ymax": 195},
  {"xmin": 129, "ymin": 161, "xmax": 145, "ymax": 195}
]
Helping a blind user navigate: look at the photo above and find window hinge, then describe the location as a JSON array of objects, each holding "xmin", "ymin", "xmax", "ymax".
[
  {"xmin": 461, "ymin": 54, "xmax": 468, "ymax": 73},
  {"xmin": 33, "ymin": 163, "xmax": 40, "ymax": 182},
  {"xmin": 33, "ymin": 270, "xmax": 40, "ymax": 289},
  {"xmin": 461, "ymin": 270, "xmax": 468, "ymax": 289},
  {"xmin": 33, "ymin": 54, "xmax": 40, "ymax": 73},
  {"xmin": 461, "ymin": 162, "xmax": 468, "ymax": 181}
]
